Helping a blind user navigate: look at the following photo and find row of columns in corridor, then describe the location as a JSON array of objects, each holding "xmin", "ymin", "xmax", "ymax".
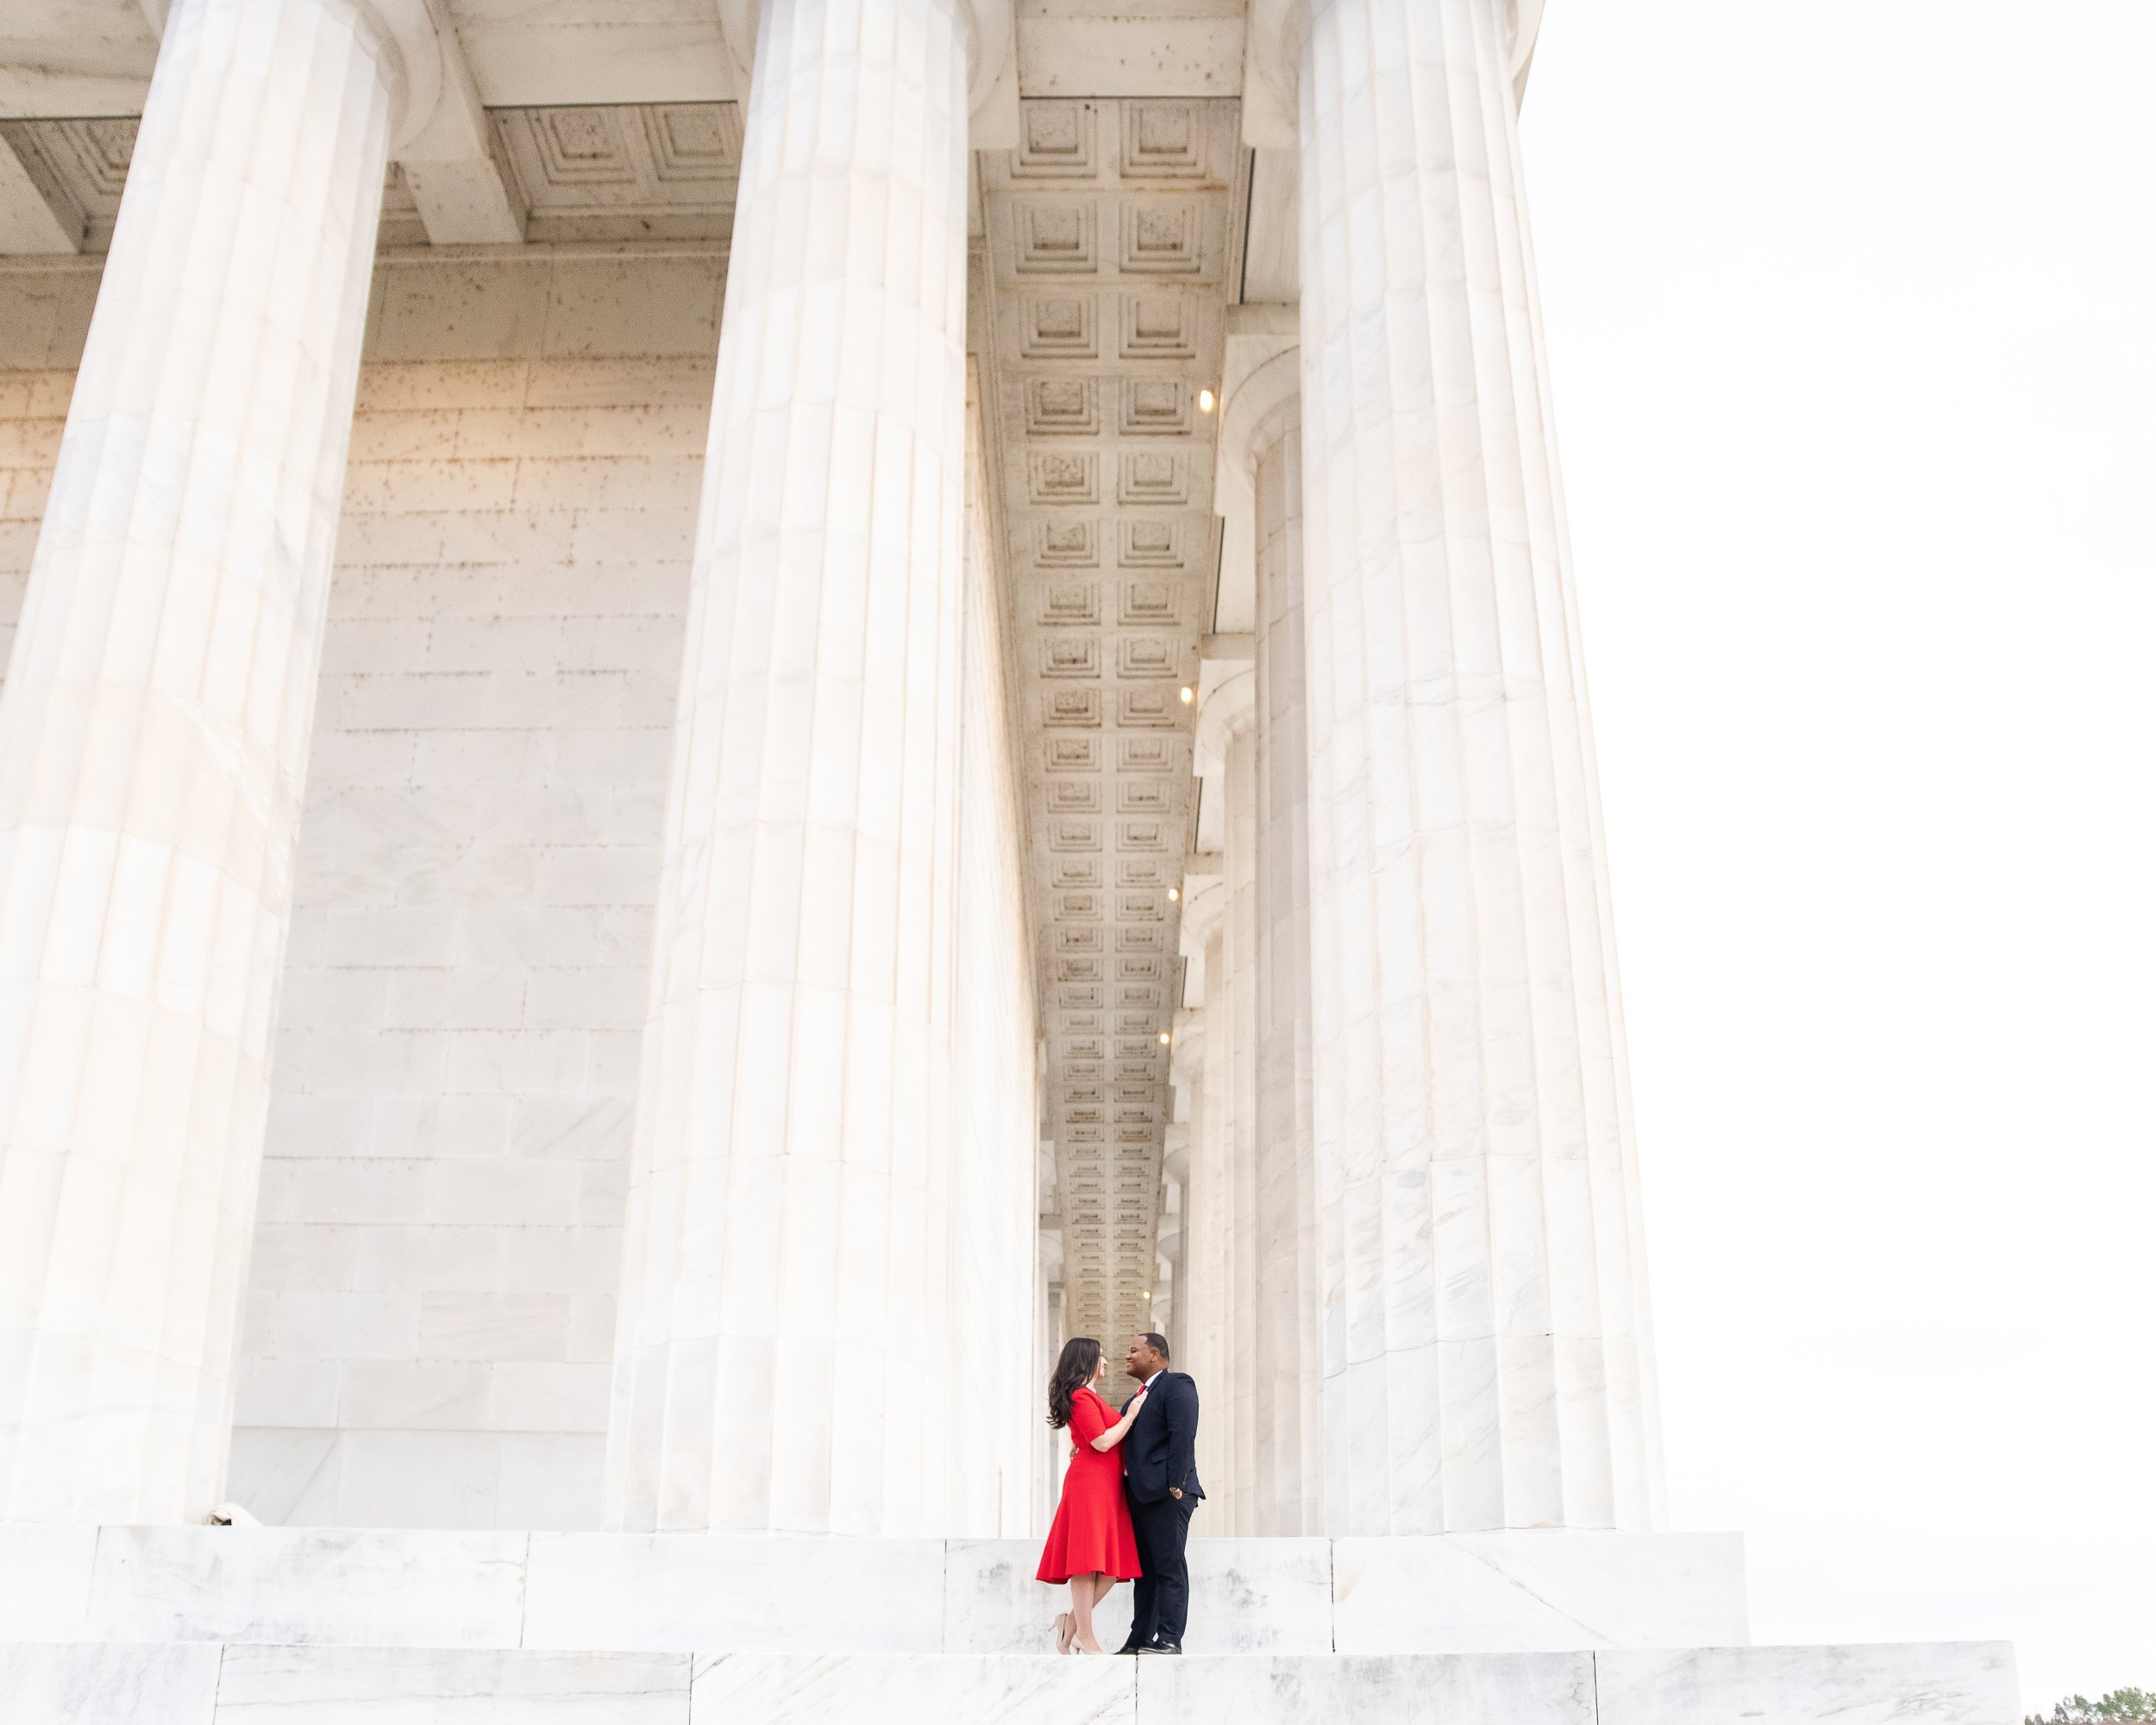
[
  {"xmin": 0, "ymin": 0, "xmax": 1670, "ymax": 1536},
  {"xmin": 1164, "ymin": 0, "xmax": 1670, "ymax": 1534}
]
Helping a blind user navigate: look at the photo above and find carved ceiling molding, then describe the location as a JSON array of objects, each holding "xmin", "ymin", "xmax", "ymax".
[
  {"xmin": 0, "ymin": 104, "xmax": 746, "ymax": 255},
  {"xmin": 492, "ymin": 104, "xmax": 743, "ymax": 243},
  {"xmin": 979, "ymin": 96, "xmax": 1245, "ymax": 1347}
]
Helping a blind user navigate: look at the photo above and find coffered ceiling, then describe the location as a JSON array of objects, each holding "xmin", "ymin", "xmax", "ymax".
[{"xmin": 974, "ymin": 97, "xmax": 1244, "ymax": 1349}]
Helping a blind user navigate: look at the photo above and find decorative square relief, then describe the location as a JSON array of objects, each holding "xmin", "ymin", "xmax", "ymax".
[
  {"xmin": 1119, "ymin": 103, "xmax": 1207, "ymax": 179},
  {"xmin": 1120, "ymin": 820, "xmax": 1172, "ymax": 852},
  {"xmin": 1118, "ymin": 779, "xmax": 1172, "ymax": 814},
  {"xmin": 1049, "ymin": 779, "xmax": 1102, "ymax": 814},
  {"xmin": 1049, "ymin": 820, "xmax": 1102, "ymax": 853},
  {"xmin": 517, "ymin": 106, "xmax": 638, "ymax": 185},
  {"xmin": 0, "ymin": 116, "xmax": 135, "ymax": 235},
  {"xmin": 1041, "ymin": 637, "xmax": 1100, "ymax": 678},
  {"xmin": 1117, "ymin": 524, "xmax": 1185, "ymax": 572},
  {"xmin": 1119, "ymin": 292, "xmax": 1197, "ymax": 361},
  {"xmin": 1045, "ymin": 737, "xmax": 1100, "ymax": 771},
  {"xmin": 1119, "ymin": 380, "xmax": 1192, "ymax": 436},
  {"xmin": 641, "ymin": 104, "xmax": 743, "ymax": 180},
  {"xmin": 1056, "ymin": 890, "xmax": 1104, "ymax": 920},
  {"xmin": 1020, "ymin": 294, "xmax": 1100, "ymax": 359},
  {"xmin": 1017, "ymin": 202, "xmax": 1099, "ymax": 273},
  {"xmin": 1026, "ymin": 378, "xmax": 1100, "ymax": 436},
  {"xmin": 1118, "ymin": 580, "xmax": 1180, "ymax": 624},
  {"xmin": 1118, "ymin": 201, "xmax": 1203, "ymax": 275},
  {"xmin": 1119, "ymin": 450, "xmax": 1190, "ymax": 506},
  {"xmin": 1059, "ymin": 957, "xmax": 1105, "ymax": 985},
  {"xmin": 1118, "ymin": 925, "xmax": 1168, "ymax": 954},
  {"xmin": 1054, "ymin": 861, "xmax": 1103, "ymax": 890},
  {"xmin": 1118, "ymin": 736, "xmax": 1177, "ymax": 773},
  {"xmin": 1044, "ymin": 689, "xmax": 1101, "ymax": 727},
  {"xmin": 1117, "ymin": 890, "xmax": 1167, "ymax": 922},
  {"xmin": 1034, "ymin": 519, "xmax": 1100, "ymax": 568},
  {"xmin": 1028, "ymin": 451, "xmax": 1100, "ymax": 506},
  {"xmin": 491, "ymin": 103, "xmax": 742, "ymax": 237},
  {"xmin": 1014, "ymin": 101, "xmax": 1100, "ymax": 179},
  {"xmin": 1037, "ymin": 580, "xmax": 1100, "ymax": 626},
  {"xmin": 1119, "ymin": 859, "xmax": 1170, "ymax": 888},
  {"xmin": 1115, "ymin": 636, "xmax": 1179, "ymax": 679}
]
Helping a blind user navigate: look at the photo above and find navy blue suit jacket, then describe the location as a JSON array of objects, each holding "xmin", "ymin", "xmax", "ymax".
[{"xmin": 1119, "ymin": 1371, "xmax": 1203, "ymax": 1505}]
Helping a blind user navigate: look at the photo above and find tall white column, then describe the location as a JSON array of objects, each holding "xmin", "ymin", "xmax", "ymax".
[
  {"xmin": 1292, "ymin": 0, "xmax": 1667, "ymax": 1533},
  {"xmin": 1170, "ymin": 897, "xmax": 1228, "ymax": 1505},
  {"xmin": 1250, "ymin": 398, "xmax": 1320, "ymax": 1536},
  {"xmin": 947, "ymin": 363, "xmax": 1039, "ymax": 1536},
  {"xmin": 603, "ymin": 0, "xmax": 977, "ymax": 1535},
  {"xmin": 0, "ymin": 0, "xmax": 396, "ymax": 1525},
  {"xmin": 1198, "ymin": 673, "xmax": 1258, "ymax": 1534}
]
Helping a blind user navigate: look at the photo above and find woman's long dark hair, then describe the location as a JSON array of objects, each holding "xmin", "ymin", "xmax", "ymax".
[{"xmin": 1048, "ymin": 1337, "xmax": 1102, "ymax": 1429}]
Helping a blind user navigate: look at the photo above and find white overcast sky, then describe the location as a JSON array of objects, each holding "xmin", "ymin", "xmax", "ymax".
[{"xmin": 1520, "ymin": 0, "xmax": 2156, "ymax": 1709}]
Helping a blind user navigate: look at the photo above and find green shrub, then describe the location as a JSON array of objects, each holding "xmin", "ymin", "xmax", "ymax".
[{"xmin": 2027, "ymin": 1690, "xmax": 2156, "ymax": 1724}]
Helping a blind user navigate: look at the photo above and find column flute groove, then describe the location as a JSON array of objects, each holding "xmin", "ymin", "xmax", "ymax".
[
  {"xmin": 1294, "ymin": 0, "xmax": 1667, "ymax": 1534},
  {"xmin": 0, "ymin": 0, "xmax": 394, "ymax": 1524},
  {"xmin": 603, "ymin": 0, "xmax": 975, "ymax": 1535}
]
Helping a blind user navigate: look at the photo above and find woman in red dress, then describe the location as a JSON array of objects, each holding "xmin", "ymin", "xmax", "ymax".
[{"xmin": 1036, "ymin": 1336, "xmax": 1147, "ymax": 1653}]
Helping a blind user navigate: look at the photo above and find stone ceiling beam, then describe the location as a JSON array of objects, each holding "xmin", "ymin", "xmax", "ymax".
[{"xmin": 373, "ymin": 0, "xmax": 527, "ymax": 242}]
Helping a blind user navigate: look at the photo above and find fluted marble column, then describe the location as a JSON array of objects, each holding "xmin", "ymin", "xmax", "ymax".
[
  {"xmin": 1292, "ymin": 0, "xmax": 1667, "ymax": 1533},
  {"xmin": 1250, "ymin": 399, "xmax": 1320, "ymax": 1536},
  {"xmin": 1170, "ymin": 895, "xmax": 1228, "ymax": 1506},
  {"xmin": 0, "ymin": 0, "xmax": 394, "ymax": 1524},
  {"xmin": 603, "ymin": 0, "xmax": 976, "ymax": 1534},
  {"xmin": 1195, "ymin": 671, "xmax": 1257, "ymax": 1533}
]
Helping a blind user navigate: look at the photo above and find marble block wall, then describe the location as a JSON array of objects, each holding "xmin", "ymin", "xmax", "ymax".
[
  {"xmin": 0, "ymin": 265, "xmax": 98, "ymax": 721},
  {"xmin": 0, "ymin": 364, "xmax": 70, "ymax": 674},
  {"xmin": 229, "ymin": 249, "xmax": 724, "ymax": 1529}
]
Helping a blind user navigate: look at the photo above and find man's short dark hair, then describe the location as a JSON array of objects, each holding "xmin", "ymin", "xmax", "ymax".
[{"xmin": 1142, "ymin": 1332, "xmax": 1171, "ymax": 1361}]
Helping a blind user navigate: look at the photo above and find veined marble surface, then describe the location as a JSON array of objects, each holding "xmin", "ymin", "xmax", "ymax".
[
  {"xmin": 0, "ymin": 1641, "xmax": 219, "ymax": 1725},
  {"xmin": 214, "ymin": 1646, "xmax": 691, "ymax": 1722},
  {"xmin": 692, "ymin": 1653, "xmax": 1136, "ymax": 1723},
  {"xmin": 0, "ymin": 1643, "xmax": 2021, "ymax": 1723},
  {"xmin": 81, "ymin": 1527, "xmax": 526, "ymax": 1648},
  {"xmin": 521, "ymin": 1534, "xmax": 945, "ymax": 1653},
  {"xmin": 0, "ymin": 1526, "xmax": 1751, "ymax": 1656},
  {"xmin": 1595, "ymin": 1642, "xmax": 2021, "ymax": 1725},
  {"xmin": 1332, "ymin": 1532, "xmax": 1749, "ymax": 1653},
  {"xmin": 1139, "ymin": 1653, "xmax": 1595, "ymax": 1723}
]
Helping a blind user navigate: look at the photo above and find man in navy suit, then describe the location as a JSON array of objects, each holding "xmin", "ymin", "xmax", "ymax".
[{"xmin": 1113, "ymin": 1332, "xmax": 1203, "ymax": 1653}]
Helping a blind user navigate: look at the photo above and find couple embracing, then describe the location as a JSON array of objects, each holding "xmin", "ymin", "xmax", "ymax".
[{"xmin": 1034, "ymin": 1332, "xmax": 1203, "ymax": 1655}]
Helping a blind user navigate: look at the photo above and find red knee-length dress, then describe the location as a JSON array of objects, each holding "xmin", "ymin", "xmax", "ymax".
[{"xmin": 1035, "ymin": 1385, "xmax": 1143, "ymax": 1584}]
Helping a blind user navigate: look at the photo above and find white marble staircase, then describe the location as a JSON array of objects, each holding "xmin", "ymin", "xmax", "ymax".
[{"xmin": 0, "ymin": 1528, "xmax": 2019, "ymax": 1722}]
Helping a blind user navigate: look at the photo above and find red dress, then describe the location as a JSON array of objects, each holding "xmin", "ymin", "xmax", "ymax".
[{"xmin": 1035, "ymin": 1385, "xmax": 1143, "ymax": 1583}]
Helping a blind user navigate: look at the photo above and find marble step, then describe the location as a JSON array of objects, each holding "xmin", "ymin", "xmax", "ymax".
[
  {"xmin": 0, "ymin": 1640, "xmax": 2021, "ymax": 1724},
  {"xmin": 0, "ymin": 1526, "xmax": 1747, "ymax": 1655}
]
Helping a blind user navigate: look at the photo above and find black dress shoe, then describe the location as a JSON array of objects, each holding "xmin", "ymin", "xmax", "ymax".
[
  {"xmin": 1134, "ymin": 1639, "xmax": 1182, "ymax": 1655},
  {"xmin": 1112, "ymin": 1641, "xmax": 1144, "ymax": 1655}
]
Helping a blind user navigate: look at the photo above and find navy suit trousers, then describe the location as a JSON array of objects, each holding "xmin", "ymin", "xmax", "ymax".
[{"xmin": 1125, "ymin": 1489, "xmax": 1196, "ymax": 1648}]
